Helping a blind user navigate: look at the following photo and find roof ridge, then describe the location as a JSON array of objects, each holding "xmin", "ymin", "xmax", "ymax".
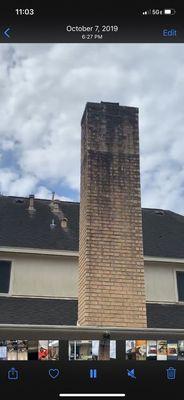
[
  {"xmin": 0, "ymin": 195, "xmax": 80, "ymax": 205},
  {"xmin": 0, "ymin": 196, "xmax": 183, "ymax": 216}
]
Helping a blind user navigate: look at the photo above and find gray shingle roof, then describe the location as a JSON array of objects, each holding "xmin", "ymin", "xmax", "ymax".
[
  {"xmin": 0, "ymin": 195, "xmax": 183, "ymax": 258},
  {"xmin": 142, "ymin": 208, "xmax": 184, "ymax": 258},
  {"xmin": 0, "ymin": 297, "xmax": 78, "ymax": 325},
  {"xmin": 147, "ymin": 303, "xmax": 184, "ymax": 329},
  {"xmin": 1, "ymin": 297, "xmax": 184, "ymax": 329},
  {"xmin": 0, "ymin": 196, "xmax": 79, "ymax": 252}
]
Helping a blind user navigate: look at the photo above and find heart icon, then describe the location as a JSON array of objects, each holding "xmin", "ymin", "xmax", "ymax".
[{"xmin": 48, "ymin": 368, "xmax": 60, "ymax": 379}]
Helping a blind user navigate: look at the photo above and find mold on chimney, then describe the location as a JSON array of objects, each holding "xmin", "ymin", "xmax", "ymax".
[{"xmin": 78, "ymin": 101, "xmax": 147, "ymax": 328}]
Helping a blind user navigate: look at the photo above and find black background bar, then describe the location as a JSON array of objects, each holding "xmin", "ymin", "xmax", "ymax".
[{"xmin": 0, "ymin": 0, "xmax": 183, "ymax": 43}]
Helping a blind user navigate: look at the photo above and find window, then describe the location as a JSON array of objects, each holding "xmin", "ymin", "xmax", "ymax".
[
  {"xmin": 0, "ymin": 261, "xmax": 11, "ymax": 294},
  {"xmin": 176, "ymin": 271, "xmax": 184, "ymax": 301}
]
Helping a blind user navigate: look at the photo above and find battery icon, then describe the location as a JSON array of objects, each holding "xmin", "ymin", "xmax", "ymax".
[{"xmin": 164, "ymin": 9, "xmax": 176, "ymax": 15}]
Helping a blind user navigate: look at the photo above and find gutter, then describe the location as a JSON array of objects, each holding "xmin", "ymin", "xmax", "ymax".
[{"xmin": 0, "ymin": 324, "xmax": 184, "ymax": 339}]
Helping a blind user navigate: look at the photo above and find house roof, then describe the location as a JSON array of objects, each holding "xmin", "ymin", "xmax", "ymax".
[
  {"xmin": 142, "ymin": 208, "xmax": 184, "ymax": 258},
  {"xmin": 0, "ymin": 195, "xmax": 183, "ymax": 258},
  {"xmin": 0, "ymin": 196, "xmax": 79, "ymax": 252},
  {"xmin": 1, "ymin": 296, "xmax": 184, "ymax": 329},
  {"xmin": 147, "ymin": 303, "xmax": 184, "ymax": 329},
  {"xmin": 0, "ymin": 297, "xmax": 78, "ymax": 326}
]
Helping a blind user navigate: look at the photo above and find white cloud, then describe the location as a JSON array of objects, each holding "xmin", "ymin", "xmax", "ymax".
[
  {"xmin": 35, "ymin": 185, "xmax": 72, "ymax": 202},
  {"xmin": 0, "ymin": 169, "xmax": 37, "ymax": 196},
  {"xmin": 0, "ymin": 43, "xmax": 184, "ymax": 213}
]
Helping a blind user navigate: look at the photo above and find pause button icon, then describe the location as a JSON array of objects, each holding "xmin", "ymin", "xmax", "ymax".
[{"xmin": 89, "ymin": 369, "xmax": 97, "ymax": 379}]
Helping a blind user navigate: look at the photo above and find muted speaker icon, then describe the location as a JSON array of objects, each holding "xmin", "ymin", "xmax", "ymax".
[{"xmin": 127, "ymin": 369, "xmax": 136, "ymax": 379}]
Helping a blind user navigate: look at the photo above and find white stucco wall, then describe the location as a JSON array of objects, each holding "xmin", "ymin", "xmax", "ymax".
[
  {"xmin": 144, "ymin": 261, "xmax": 184, "ymax": 302},
  {"xmin": 0, "ymin": 252, "xmax": 78, "ymax": 298},
  {"xmin": 1, "ymin": 250, "xmax": 183, "ymax": 303}
]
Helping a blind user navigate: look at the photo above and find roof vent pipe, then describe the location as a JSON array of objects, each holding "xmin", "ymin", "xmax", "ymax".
[
  {"xmin": 28, "ymin": 194, "xmax": 35, "ymax": 213},
  {"xmin": 50, "ymin": 218, "xmax": 56, "ymax": 229},
  {"xmin": 61, "ymin": 217, "xmax": 68, "ymax": 229}
]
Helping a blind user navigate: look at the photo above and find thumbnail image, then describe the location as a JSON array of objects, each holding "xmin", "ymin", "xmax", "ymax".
[
  {"xmin": 38, "ymin": 340, "xmax": 49, "ymax": 361},
  {"xmin": 0, "ymin": 340, "xmax": 7, "ymax": 360},
  {"xmin": 69, "ymin": 340, "xmax": 93, "ymax": 361},
  {"xmin": 48, "ymin": 340, "xmax": 59, "ymax": 361},
  {"xmin": 125, "ymin": 340, "xmax": 136, "ymax": 360},
  {"xmin": 28, "ymin": 340, "xmax": 38, "ymax": 360},
  {"xmin": 98, "ymin": 340, "xmax": 116, "ymax": 360},
  {"xmin": 110, "ymin": 340, "xmax": 116, "ymax": 360},
  {"xmin": 18, "ymin": 340, "xmax": 28, "ymax": 361},
  {"xmin": 135, "ymin": 340, "xmax": 147, "ymax": 361},
  {"xmin": 157, "ymin": 340, "xmax": 167, "ymax": 361},
  {"xmin": 178, "ymin": 341, "xmax": 184, "ymax": 360},
  {"xmin": 0, "ymin": 339, "xmax": 59, "ymax": 361},
  {"xmin": 146, "ymin": 340, "xmax": 157, "ymax": 360},
  {"xmin": 68, "ymin": 340, "xmax": 116, "ymax": 361},
  {"xmin": 91, "ymin": 340, "xmax": 99, "ymax": 360},
  {"xmin": 167, "ymin": 341, "xmax": 178, "ymax": 360},
  {"xmin": 7, "ymin": 340, "xmax": 18, "ymax": 361}
]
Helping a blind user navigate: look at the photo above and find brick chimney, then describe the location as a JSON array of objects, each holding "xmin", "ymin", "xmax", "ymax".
[{"xmin": 78, "ymin": 102, "xmax": 147, "ymax": 328}]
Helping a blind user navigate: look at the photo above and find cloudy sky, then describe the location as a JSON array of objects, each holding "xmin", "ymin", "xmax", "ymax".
[{"xmin": 0, "ymin": 43, "xmax": 184, "ymax": 214}]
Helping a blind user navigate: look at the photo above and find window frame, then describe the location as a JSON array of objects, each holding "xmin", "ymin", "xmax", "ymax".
[
  {"xmin": 0, "ymin": 259, "xmax": 12, "ymax": 296},
  {"xmin": 176, "ymin": 270, "xmax": 184, "ymax": 302}
]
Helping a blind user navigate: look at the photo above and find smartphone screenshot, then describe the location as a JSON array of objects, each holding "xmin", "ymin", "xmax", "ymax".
[{"xmin": 0, "ymin": 1, "xmax": 183, "ymax": 398}]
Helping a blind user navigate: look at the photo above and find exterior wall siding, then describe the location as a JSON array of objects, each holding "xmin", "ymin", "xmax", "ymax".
[
  {"xmin": 144, "ymin": 261, "xmax": 184, "ymax": 303},
  {"xmin": 0, "ymin": 252, "xmax": 78, "ymax": 298},
  {"xmin": 1, "ymin": 251, "xmax": 183, "ymax": 305}
]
